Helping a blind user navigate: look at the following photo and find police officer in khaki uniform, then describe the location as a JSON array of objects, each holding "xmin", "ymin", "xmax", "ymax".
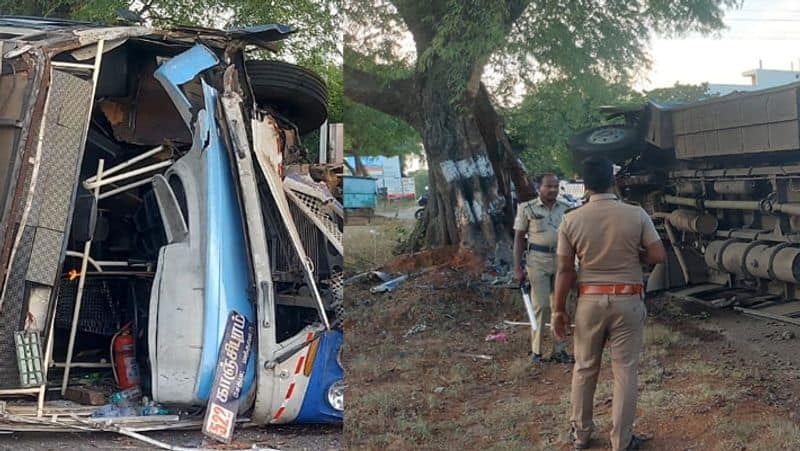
[
  {"xmin": 513, "ymin": 174, "xmax": 573, "ymax": 364},
  {"xmin": 552, "ymin": 157, "xmax": 666, "ymax": 451}
]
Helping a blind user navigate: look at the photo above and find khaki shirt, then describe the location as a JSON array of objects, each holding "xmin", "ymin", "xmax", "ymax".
[
  {"xmin": 557, "ymin": 193, "xmax": 660, "ymax": 285},
  {"xmin": 514, "ymin": 198, "xmax": 569, "ymax": 272}
]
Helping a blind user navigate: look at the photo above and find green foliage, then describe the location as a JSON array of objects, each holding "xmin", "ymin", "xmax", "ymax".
[
  {"xmin": 507, "ymin": 79, "xmax": 716, "ymax": 178},
  {"xmin": 1, "ymin": 0, "xmax": 341, "ymax": 128},
  {"xmin": 345, "ymin": 0, "xmax": 739, "ymax": 102},
  {"xmin": 320, "ymin": 63, "xmax": 343, "ymax": 124},
  {"xmin": 344, "ymin": 98, "xmax": 422, "ymax": 156},
  {"xmin": 411, "ymin": 170, "xmax": 429, "ymax": 196},
  {"xmin": 645, "ymin": 82, "xmax": 715, "ymax": 105},
  {"xmin": 507, "ymin": 76, "xmax": 638, "ymax": 178}
]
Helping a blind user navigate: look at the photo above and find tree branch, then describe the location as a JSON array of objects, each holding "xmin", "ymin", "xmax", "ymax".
[
  {"xmin": 392, "ymin": 0, "xmax": 438, "ymax": 51},
  {"xmin": 507, "ymin": 0, "xmax": 530, "ymax": 25},
  {"xmin": 344, "ymin": 63, "xmax": 421, "ymax": 130},
  {"xmin": 473, "ymin": 83, "xmax": 535, "ymax": 203}
]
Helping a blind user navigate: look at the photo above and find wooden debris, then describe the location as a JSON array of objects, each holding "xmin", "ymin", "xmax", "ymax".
[{"xmin": 63, "ymin": 386, "xmax": 106, "ymax": 406}]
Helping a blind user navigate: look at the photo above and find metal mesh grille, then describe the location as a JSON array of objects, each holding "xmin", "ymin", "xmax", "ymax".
[
  {"xmin": 263, "ymin": 188, "xmax": 320, "ymax": 276},
  {"xmin": 327, "ymin": 270, "xmax": 344, "ymax": 329},
  {"xmin": 55, "ymin": 278, "xmax": 123, "ymax": 336},
  {"xmin": 286, "ymin": 189, "xmax": 342, "ymax": 253}
]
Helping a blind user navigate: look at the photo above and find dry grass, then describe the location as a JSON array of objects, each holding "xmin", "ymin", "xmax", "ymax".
[
  {"xmin": 344, "ymin": 220, "xmax": 416, "ymax": 272},
  {"xmin": 714, "ymin": 415, "xmax": 800, "ymax": 451},
  {"xmin": 506, "ymin": 355, "xmax": 533, "ymax": 381},
  {"xmin": 345, "ymin": 217, "xmax": 799, "ymax": 450},
  {"xmin": 680, "ymin": 358, "xmax": 720, "ymax": 377},
  {"xmin": 644, "ymin": 323, "xmax": 695, "ymax": 348}
]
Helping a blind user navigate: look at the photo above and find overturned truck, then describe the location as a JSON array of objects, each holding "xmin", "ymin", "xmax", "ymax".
[
  {"xmin": 0, "ymin": 16, "xmax": 343, "ymax": 434},
  {"xmin": 571, "ymin": 84, "xmax": 800, "ymax": 308}
]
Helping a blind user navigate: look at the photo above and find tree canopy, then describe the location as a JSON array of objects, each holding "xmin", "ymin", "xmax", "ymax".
[
  {"xmin": 0, "ymin": 0, "xmax": 342, "ymax": 125},
  {"xmin": 345, "ymin": 1, "xmax": 738, "ymax": 100},
  {"xmin": 343, "ymin": 99, "xmax": 421, "ymax": 157},
  {"xmin": 0, "ymin": 0, "xmax": 340, "ymax": 64},
  {"xmin": 506, "ymin": 76, "xmax": 637, "ymax": 178},
  {"xmin": 645, "ymin": 82, "xmax": 714, "ymax": 105},
  {"xmin": 344, "ymin": 0, "xmax": 738, "ymax": 250},
  {"xmin": 507, "ymin": 79, "xmax": 715, "ymax": 180}
]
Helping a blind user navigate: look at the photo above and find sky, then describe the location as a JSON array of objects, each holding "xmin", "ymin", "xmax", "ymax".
[{"xmin": 640, "ymin": 0, "xmax": 800, "ymax": 90}]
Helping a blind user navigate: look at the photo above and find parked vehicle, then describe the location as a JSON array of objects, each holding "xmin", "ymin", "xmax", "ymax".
[
  {"xmin": 415, "ymin": 192, "xmax": 428, "ymax": 220},
  {"xmin": 569, "ymin": 83, "xmax": 800, "ymax": 303},
  {"xmin": 0, "ymin": 16, "xmax": 343, "ymax": 433}
]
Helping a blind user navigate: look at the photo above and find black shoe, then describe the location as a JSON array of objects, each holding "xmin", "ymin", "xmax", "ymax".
[
  {"xmin": 573, "ymin": 439, "xmax": 589, "ymax": 450},
  {"xmin": 551, "ymin": 350, "xmax": 575, "ymax": 364},
  {"xmin": 570, "ymin": 426, "xmax": 590, "ymax": 449},
  {"xmin": 626, "ymin": 434, "xmax": 646, "ymax": 450},
  {"xmin": 531, "ymin": 353, "xmax": 550, "ymax": 364}
]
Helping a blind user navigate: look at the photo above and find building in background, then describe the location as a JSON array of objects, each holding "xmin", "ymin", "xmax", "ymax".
[
  {"xmin": 709, "ymin": 64, "xmax": 800, "ymax": 96},
  {"xmin": 343, "ymin": 155, "xmax": 416, "ymax": 200}
]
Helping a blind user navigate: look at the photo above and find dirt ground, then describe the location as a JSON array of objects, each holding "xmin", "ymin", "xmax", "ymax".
[
  {"xmin": 1, "ymin": 424, "xmax": 342, "ymax": 450},
  {"xmin": 343, "ymin": 224, "xmax": 800, "ymax": 450}
]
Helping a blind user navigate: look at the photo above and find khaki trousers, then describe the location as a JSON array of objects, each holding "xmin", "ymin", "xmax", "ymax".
[
  {"xmin": 525, "ymin": 266, "xmax": 567, "ymax": 356},
  {"xmin": 570, "ymin": 293, "xmax": 646, "ymax": 451}
]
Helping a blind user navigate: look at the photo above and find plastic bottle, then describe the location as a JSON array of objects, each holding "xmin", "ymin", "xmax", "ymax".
[
  {"xmin": 141, "ymin": 405, "xmax": 169, "ymax": 416},
  {"xmin": 92, "ymin": 404, "xmax": 120, "ymax": 418},
  {"xmin": 110, "ymin": 385, "xmax": 142, "ymax": 407}
]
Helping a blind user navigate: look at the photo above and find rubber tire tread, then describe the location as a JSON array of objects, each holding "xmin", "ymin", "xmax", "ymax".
[{"xmin": 245, "ymin": 60, "xmax": 328, "ymax": 134}]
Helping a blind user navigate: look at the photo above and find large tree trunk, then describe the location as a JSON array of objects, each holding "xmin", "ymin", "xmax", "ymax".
[
  {"xmin": 417, "ymin": 66, "xmax": 507, "ymax": 251},
  {"xmin": 345, "ymin": 61, "xmax": 533, "ymax": 252}
]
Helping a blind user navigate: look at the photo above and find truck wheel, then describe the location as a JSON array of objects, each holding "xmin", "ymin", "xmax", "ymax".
[
  {"xmin": 245, "ymin": 60, "xmax": 328, "ymax": 135},
  {"xmin": 415, "ymin": 208, "xmax": 424, "ymax": 220},
  {"xmin": 568, "ymin": 125, "xmax": 641, "ymax": 160}
]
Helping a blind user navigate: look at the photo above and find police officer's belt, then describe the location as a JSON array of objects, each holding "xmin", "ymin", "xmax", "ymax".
[
  {"xmin": 579, "ymin": 284, "xmax": 643, "ymax": 295},
  {"xmin": 527, "ymin": 243, "xmax": 556, "ymax": 253}
]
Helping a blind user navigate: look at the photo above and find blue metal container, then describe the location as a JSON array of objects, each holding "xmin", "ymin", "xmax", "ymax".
[{"xmin": 343, "ymin": 176, "xmax": 377, "ymax": 209}]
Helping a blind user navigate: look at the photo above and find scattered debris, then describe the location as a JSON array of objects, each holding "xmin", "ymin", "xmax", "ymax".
[
  {"xmin": 403, "ymin": 323, "xmax": 429, "ymax": 337},
  {"xmin": 370, "ymin": 275, "xmax": 409, "ymax": 293},
  {"xmin": 457, "ymin": 353, "xmax": 493, "ymax": 361},
  {"xmin": 345, "ymin": 270, "xmax": 397, "ymax": 285},
  {"xmin": 734, "ymin": 306, "xmax": 800, "ymax": 327},
  {"xmin": 493, "ymin": 242, "xmax": 513, "ymax": 268},
  {"xmin": 433, "ymin": 386, "xmax": 445, "ymax": 394},
  {"xmin": 64, "ymin": 386, "xmax": 106, "ymax": 406},
  {"xmin": 484, "ymin": 331, "xmax": 509, "ymax": 342},
  {"xmin": 491, "ymin": 322, "xmax": 511, "ymax": 331},
  {"xmin": 710, "ymin": 296, "xmax": 738, "ymax": 308}
]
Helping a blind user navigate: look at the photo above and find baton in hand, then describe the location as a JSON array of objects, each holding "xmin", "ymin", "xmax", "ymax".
[{"xmin": 520, "ymin": 282, "xmax": 538, "ymax": 332}]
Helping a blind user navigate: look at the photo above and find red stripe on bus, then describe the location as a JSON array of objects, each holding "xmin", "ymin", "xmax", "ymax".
[
  {"xmin": 295, "ymin": 356, "xmax": 305, "ymax": 374},
  {"xmin": 286, "ymin": 383, "xmax": 295, "ymax": 400}
]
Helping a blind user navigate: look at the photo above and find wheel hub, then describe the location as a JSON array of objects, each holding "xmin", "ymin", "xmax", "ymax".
[{"xmin": 587, "ymin": 127, "xmax": 627, "ymax": 144}]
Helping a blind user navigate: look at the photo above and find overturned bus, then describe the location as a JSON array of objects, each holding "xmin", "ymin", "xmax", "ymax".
[
  {"xmin": 0, "ymin": 16, "xmax": 343, "ymax": 433},
  {"xmin": 570, "ymin": 84, "xmax": 800, "ymax": 319}
]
